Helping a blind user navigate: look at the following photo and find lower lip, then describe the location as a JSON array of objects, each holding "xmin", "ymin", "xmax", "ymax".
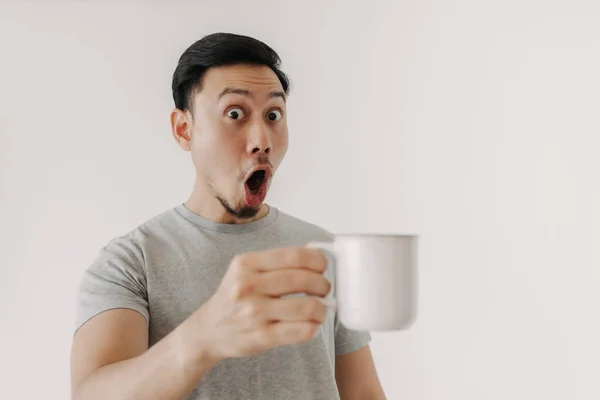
[{"xmin": 244, "ymin": 181, "xmax": 268, "ymax": 207}]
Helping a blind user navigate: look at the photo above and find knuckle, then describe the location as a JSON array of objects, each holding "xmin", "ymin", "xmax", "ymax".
[
  {"xmin": 255, "ymin": 325, "xmax": 275, "ymax": 347},
  {"xmin": 305, "ymin": 298, "xmax": 324, "ymax": 318},
  {"xmin": 323, "ymin": 278, "xmax": 332, "ymax": 293},
  {"xmin": 314, "ymin": 249, "xmax": 327, "ymax": 267},
  {"xmin": 291, "ymin": 270, "xmax": 309, "ymax": 289},
  {"xmin": 231, "ymin": 255, "xmax": 248, "ymax": 270},
  {"xmin": 262, "ymin": 325, "xmax": 276, "ymax": 341},
  {"xmin": 231, "ymin": 279, "xmax": 255, "ymax": 299},
  {"xmin": 244, "ymin": 300, "xmax": 262, "ymax": 318},
  {"xmin": 302, "ymin": 324, "xmax": 318, "ymax": 341},
  {"xmin": 285, "ymin": 248, "xmax": 304, "ymax": 266},
  {"xmin": 309, "ymin": 248, "xmax": 327, "ymax": 269},
  {"xmin": 315, "ymin": 276, "xmax": 331, "ymax": 296}
]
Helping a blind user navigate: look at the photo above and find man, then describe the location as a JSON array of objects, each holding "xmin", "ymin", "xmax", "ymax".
[{"xmin": 70, "ymin": 32, "xmax": 386, "ymax": 400}]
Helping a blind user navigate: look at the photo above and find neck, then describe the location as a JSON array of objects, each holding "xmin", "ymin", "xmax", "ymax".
[{"xmin": 184, "ymin": 179, "xmax": 269, "ymax": 224}]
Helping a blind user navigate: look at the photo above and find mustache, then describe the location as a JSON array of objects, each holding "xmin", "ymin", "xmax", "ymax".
[{"xmin": 238, "ymin": 155, "xmax": 273, "ymax": 182}]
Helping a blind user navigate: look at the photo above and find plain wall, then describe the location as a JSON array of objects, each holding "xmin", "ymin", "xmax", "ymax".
[{"xmin": 1, "ymin": 1, "xmax": 599, "ymax": 399}]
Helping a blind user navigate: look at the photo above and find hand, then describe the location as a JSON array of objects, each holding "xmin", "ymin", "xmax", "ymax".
[{"xmin": 188, "ymin": 246, "xmax": 332, "ymax": 363}]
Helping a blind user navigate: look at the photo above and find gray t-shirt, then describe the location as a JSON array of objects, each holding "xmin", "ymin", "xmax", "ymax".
[{"xmin": 75, "ymin": 204, "xmax": 371, "ymax": 400}]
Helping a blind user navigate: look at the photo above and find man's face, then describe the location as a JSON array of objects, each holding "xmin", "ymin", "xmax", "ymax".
[{"xmin": 182, "ymin": 64, "xmax": 289, "ymax": 219}]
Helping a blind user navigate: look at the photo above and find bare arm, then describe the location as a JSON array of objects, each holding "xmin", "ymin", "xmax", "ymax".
[
  {"xmin": 70, "ymin": 309, "xmax": 215, "ymax": 400},
  {"xmin": 335, "ymin": 345, "xmax": 386, "ymax": 400}
]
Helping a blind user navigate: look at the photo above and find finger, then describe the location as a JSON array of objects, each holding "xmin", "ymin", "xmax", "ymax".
[
  {"xmin": 256, "ymin": 269, "xmax": 331, "ymax": 297},
  {"xmin": 255, "ymin": 321, "xmax": 320, "ymax": 348},
  {"xmin": 237, "ymin": 247, "xmax": 328, "ymax": 273},
  {"xmin": 263, "ymin": 296, "xmax": 328, "ymax": 323}
]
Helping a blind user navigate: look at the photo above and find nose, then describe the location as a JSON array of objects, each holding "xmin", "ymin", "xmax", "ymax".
[{"xmin": 246, "ymin": 119, "xmax": 272, "ymax": 155}]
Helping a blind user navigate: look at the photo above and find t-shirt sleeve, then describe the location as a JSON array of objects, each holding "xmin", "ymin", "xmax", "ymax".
[
  {"xmin": 74, "ymin": 236, "xmax": 149, "ymax": 334},
  {"xmin": 333, "ymin": 315, "xmax": 372, "ymax": 355}
]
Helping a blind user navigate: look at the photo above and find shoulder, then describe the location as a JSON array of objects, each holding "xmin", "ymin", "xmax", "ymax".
[{"xmin": 98, "ymin": 207, "xmax": 185, "ymax": 266}]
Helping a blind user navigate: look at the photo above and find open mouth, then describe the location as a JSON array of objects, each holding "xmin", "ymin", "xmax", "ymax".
[{"xmin": 245, "ymin": 169, "xmax": 267, "ymax": 194}]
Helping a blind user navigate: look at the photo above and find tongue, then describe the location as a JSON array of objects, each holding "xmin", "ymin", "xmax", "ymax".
[{"xmin": 244, "ymin": 181, "xmax": 266, "ymax": 207}]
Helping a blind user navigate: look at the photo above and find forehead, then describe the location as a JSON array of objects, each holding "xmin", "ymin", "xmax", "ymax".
[{"xmin": 199, "ymin": 64, "xmax": 284, "ymax": 99}]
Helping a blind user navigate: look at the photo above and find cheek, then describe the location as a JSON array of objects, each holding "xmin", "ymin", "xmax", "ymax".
[
  {"xmin": 190, "ymin": 136, "xmax": 222, "ymax": 179},
  {"xmin": 190, "ymin": 137, "xmax": 209, "ymax": 166},
  {"xmin": 190, "ymin": 123, "xmax": 226, "ymax": 161},
  {"xmin": 190, "ymin": 130, "xmax": 242, "ymax": 181}
]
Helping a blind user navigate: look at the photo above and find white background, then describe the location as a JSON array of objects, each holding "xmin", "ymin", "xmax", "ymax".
[{"xmin": 1, "ymin": 1, "xmax": 599, "ymax": 399}]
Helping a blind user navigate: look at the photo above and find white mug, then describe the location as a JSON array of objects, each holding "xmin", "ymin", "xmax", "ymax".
[{"xmin": 307, "ymin": 234, "xmax": 418, "ymax": 331}]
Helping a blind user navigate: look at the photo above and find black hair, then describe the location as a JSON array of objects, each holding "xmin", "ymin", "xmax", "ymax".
[{"xmin": 172, "ymin": 32, "xmax": 290, "ymax": 112}]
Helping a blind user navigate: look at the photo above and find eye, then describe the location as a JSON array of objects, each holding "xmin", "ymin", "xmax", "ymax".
[
  {"xmin": 266, "ymin": 110, "xmax": 282, "ymax": 121},
  {"xmin": 227, "ymin": 107, "xmax": 245, "ymax": 120}
]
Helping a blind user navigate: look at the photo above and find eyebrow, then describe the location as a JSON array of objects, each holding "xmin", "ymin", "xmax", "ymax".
[
  {"xmin": 218, "ymin": 87, "xmax": 286, "ymax": 102},
  {"xmin": 269, "ymin": 90, "xmax": 286, "ymax": 102}
]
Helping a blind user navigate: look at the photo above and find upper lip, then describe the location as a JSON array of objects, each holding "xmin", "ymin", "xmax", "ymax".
[{"xmin": 245, "ymin": 165, "xmax": 272, "ymax": 182}]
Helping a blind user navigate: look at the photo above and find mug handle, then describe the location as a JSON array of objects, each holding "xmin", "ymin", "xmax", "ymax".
[{"xmin": 306, "ymin": 241, "xmax": 338, "ymax": 310}]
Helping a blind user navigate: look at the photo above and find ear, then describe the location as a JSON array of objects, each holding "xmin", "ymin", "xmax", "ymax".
[{"xmin": 170, "ymin": 108, "xmax": 192, "ymax": 151}]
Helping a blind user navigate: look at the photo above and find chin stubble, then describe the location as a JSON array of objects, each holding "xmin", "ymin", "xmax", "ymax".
[{"xmin": 216, "ymin": 196, "xmax": 260, "ymax": 220}]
